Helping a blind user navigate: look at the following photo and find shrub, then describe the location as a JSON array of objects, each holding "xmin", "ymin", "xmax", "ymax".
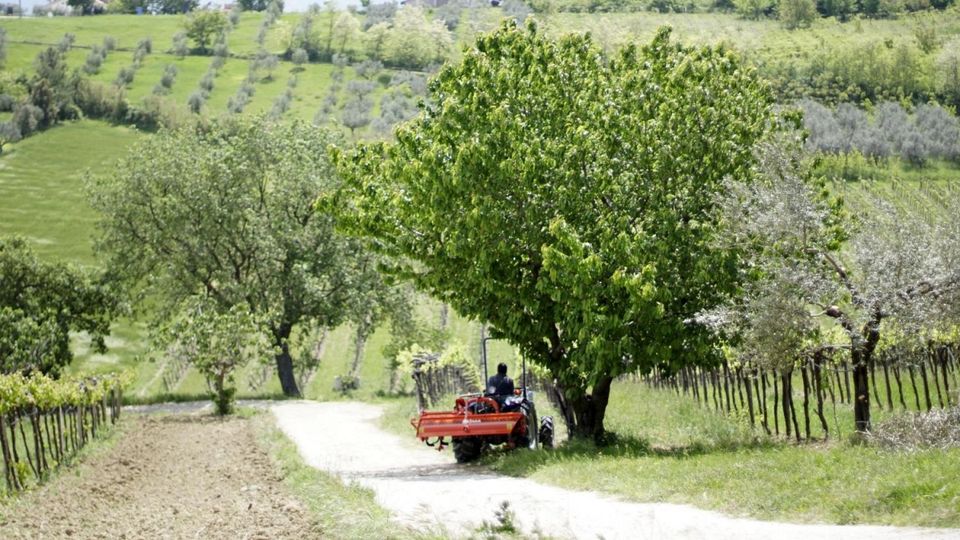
[
  {"xmin": 74, "ymin": 81, "xmax": 128, "ymax": 123},
  {"xmin": 172, "ymin": 32, "xmax": 189, "ymax": 59},
  {"xmin": 83, "ymin": 48, "xmax": 104, "ymax": 75},
  {"xmin": 199, "ymin": 72, "xmax": 215, "ymax": 93},
  {"xmin": 779, "ymin": 0, "xmax": 816, "ymax": 29},
  {"xmin": 188, "ymin": 90, "xmax": 205, "ymax": 113},
  {"xmin": 213, "ymin": 41, "xmax": 229, "ymax": 58},
  {"xmin": 57, "ymin": 33, "xmax": 76, "ymax": 53},
  {"xmin": 12, "ymin": 104, "xmax": 42, "ymax": 138},
  {"xmin": 114, "ymin": 66, "xmax": 136, "ymax": 88},
  {"xmin": 0, "ymin": 93, "xmax": 15, "ymax": 112},
  {"xmin": 291, "ymin": 47, "xmax": 308, "ymax": 68},
  {"xmin": 160, "ymin": 64, "xmax": 178, "ymax": 89},
  {"xmin": 870, "ymin": 407, "xmax": 960, "ymax": 451},
  {"xmin": 103, "ymin": 35, "xmax": 117, "ymax": 51},
  {"xmin": 734, "ymin": 0, "xmax": 773, "ymax": 18}
]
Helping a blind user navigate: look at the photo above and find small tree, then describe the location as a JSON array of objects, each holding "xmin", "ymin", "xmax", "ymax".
[
  {"xmin": 187, "ymin": 90, "xmax": 205, "ymax": 113},
  {"xmin": 83, "ymin": 47, "xmax": 104, "ymax": 75},
  {"xmin": 255, "ymin": 49, "xmax": 279, "ymax": 80},
  {"xmin": 0, "ymin": 121, "xmax": 20, "ymax": 154},
  {"xmin": 779, "ymin": 0, "xmax": 816, "ymax": 29},
  {"xmin": 57, "ymin": 33, "xmax": 76, "ymax": 53},
  {"xmin": 735, "ymin": 0, "xmax": 774, "ymax": 19},
  {"xmin": 340, "ymin": 95, "xmax": 372, "ymax": 136},
  {"xmin": 0, "ymin": 28, "xmax": 7, "ymax": 69},
  {"xmin": 172, "ymin": 32, "xmax": 189, "ymax": 59},
  {"xmin": 184, "ymin": 11, "xmax": 228, "ymax": 55},
  {"xmin": 291, "ymin": 47, "xmax": 309, "ymax": 69},
  {"xmin": 163, "ymin": 299, "xmax": 265, "ymax": 415}
]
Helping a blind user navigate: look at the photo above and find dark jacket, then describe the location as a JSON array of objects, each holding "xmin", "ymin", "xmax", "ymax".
[{"xmin": 486, "ymin": 373, "xmax": 515, "ymax": 397}]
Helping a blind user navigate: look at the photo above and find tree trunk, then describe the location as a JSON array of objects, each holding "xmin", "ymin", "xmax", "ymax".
[
  {"xmin": 273, "ymin": 324, "xmax": 301, "ymax": 397},
  {"xmin": 800, "ymin": 365, "xmax": 811, "ymax": 441},
  {"xmin": 439, "ymin": 303, "xmax": 449, "ymax": 330},
  {"xmin": 554, "ymin": 376, "xmax": 614, "ymax": 443},
  {"xmin": 853, "ymin": 358, "xmax": 871, "ymax": 432},
  {"xmin": 349, "ymin": 327, "xmax": 367, "ymax": 380}
]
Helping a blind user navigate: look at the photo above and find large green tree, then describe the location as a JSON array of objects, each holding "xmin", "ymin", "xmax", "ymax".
[
  {"xmin": 0, "ymin": 237, "xmax": 116, "ymax": 375},
  {"xmin": 89, "ymin": 118, "xmax": 376, "ymax": 396},
  {"xmin": 334, "ymin": 22, "xmax": 772, "ymax": 441}
]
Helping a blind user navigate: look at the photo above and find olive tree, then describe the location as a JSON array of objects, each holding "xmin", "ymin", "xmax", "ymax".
[
  {"xmin": 701, "ymin": 141, "xmax": 960, "ymax": 431},
  {"xmin": 334, "ymin": 22, "xmax": 772, "ymax": 441},
  {"xmin": 89, "ymin": 118, "xmax": 378, "ymax": 396}
]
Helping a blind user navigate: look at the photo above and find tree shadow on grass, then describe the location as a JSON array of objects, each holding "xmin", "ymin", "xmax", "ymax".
[{"xmin": 482, "ymin": 431, "xmax": 778, "ymax": 477}]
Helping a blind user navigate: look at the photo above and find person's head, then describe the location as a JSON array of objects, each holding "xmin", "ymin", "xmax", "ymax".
[{"xmin": 497, "ymin": 363, "xmax": 508, "ymax": 376}]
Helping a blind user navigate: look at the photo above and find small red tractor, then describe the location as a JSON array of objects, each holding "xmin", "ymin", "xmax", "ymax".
[{"xmin": 410, "ymin": 338, "xmax": 554, "ymax": 463}]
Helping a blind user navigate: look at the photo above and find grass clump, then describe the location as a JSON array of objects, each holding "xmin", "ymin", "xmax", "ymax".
[{"xmin": 869, "ymin": 407, "xmax": 960, "ymax": 451}]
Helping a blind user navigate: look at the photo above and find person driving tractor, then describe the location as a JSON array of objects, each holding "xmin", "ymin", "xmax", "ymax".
[{"xmin": 486, "ymin": 363, "xmax": 515, "ymax": 399}]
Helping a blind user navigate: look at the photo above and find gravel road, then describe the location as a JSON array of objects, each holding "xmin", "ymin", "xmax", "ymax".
[{"xmin": 272, "ymin": 400, "xmax": 959, "ymax": 540}]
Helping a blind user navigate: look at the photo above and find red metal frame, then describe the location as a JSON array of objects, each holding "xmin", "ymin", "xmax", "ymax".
[{"xmin": 410, "ymin": 394, "xmax": 527, "ymax": 442}]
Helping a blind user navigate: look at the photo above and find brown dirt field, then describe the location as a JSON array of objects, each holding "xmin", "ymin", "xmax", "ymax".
[{"xmin": 0, "ymin": 414, "xmax": 320, "ymax": 539}]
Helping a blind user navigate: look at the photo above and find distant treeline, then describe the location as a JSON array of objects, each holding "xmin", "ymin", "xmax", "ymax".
[{"xmin": 538, "ymin": 0, "xmax": 952, "ymax": 16}]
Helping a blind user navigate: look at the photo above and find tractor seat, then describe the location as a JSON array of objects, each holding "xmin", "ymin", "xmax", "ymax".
[{"xmin": 500, "ymin": 395, "xmax": 524, "ymax": 412}]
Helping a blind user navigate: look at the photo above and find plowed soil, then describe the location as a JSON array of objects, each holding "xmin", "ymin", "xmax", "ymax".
[{"xmin": 0, "ymin": 414, "xmax": 319, "ymax": 539}]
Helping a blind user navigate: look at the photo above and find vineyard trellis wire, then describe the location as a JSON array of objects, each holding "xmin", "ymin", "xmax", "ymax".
[
  {"xmin": 0, "ymin": 372, "xmax": 129, "ymax": 492},
  {"xmin": 641, "ymin": 342, "xmax": 960, "ymax": 441}
]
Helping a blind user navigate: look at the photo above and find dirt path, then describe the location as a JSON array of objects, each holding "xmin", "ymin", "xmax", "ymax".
[
  {"xmin": 0, "ymin": 415, "xmax": 318, "ymax": 540},
  {"xmin": 273, "ymin": 400, "xmax": 959, "ymax": 540}
]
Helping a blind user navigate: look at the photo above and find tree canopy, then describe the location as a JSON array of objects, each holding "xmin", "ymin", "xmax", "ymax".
[
  {"xmin": 0, "ymin": 237, "xmax": 117, "ymax": 375},
  {"xmin": 183, "ymin": 11, "xmax": 228, "ymax": 55},
  {"xmin": 89, "ymin": 117, "xmax": 379, "ymax": 396},
  {"xmin": 334, "ymin": 21, "xmax": 773, "ymax": 440}
]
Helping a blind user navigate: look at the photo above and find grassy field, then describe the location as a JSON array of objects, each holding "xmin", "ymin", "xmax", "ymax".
[
  {"xmin": 378, "ymin": 374, "xmax": 960, "ymax": 526},
  {"xmin": 462, "ymin": 381, "xmax": 960, "ymax": 527}
]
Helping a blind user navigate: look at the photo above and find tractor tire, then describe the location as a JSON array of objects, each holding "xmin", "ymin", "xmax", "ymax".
[
  {"xmin": 513, "ymin": 402, "xmax": 537, "ymax": 450},
  {"xmin": 452, "ymin": 436, "xmax": 483, "ymax": 463},
  {"xmin": 539, "ymin": 416, "xmax": 554, "ymax": 449}
]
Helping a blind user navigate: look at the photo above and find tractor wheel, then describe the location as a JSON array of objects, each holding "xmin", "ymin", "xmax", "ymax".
[
  {"xmin": 452, "ymin": 437, "xmax": 483, "ymax": 463},
  {"xmin": 514, "ymin": 402, "xmax": 538, "ymax": 450},
  {"xmin": 539, "ymin": 416, "xmax": 554, "ymax": 449}
]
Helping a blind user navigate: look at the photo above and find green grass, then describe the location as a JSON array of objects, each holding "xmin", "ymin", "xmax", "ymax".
[
  {"xmin": 479, "ymin": 381, "xmax": 960, "ymax": 527},
  {"xmin": 0, "ymin": 119, "xmax": 138, "ymax": 263},
  {"xmin": 2, "ymin": 13, "xmax": 274, "ymax": 56},
  {"xmin": 0, "ymin": 120, "xmax": 158, "ymax": 391}
]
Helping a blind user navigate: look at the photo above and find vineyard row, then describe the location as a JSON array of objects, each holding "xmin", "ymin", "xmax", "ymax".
[{"xmin": 0, "ymin": 372, "xmax": 128, "ymax": 492}]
